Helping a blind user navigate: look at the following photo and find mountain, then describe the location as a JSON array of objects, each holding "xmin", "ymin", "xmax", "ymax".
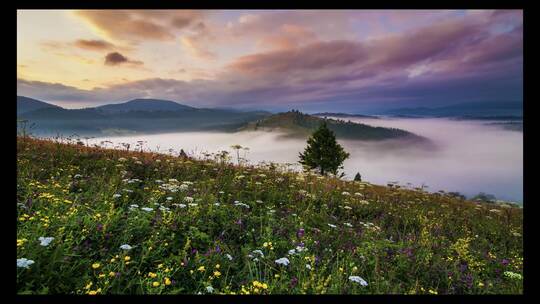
[
  {"xmin": 17, "ymin": 96, "xmax": 271, "ymax": 136},
  {"xmin": 95, "ymin": 98, "xmax": 196, "ymax": 113},
  {"xmin": 312, "ymin": 112, "xmax": 380, "ymax": 119},
  {"xmin": 239, "ymin": 110, "xmax": 424, "ymax": 141},
  {"xmin": 383, "ymin": 101, "xmax": 523, "ymax": 118},
  {"xmin": 17, "ymin": 96, "xmax": 61, "ymax": 115}
]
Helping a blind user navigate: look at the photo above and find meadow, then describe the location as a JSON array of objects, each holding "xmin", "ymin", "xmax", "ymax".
[{"xmin": 16, "ymin": 136, "xmax": 523, "ymax": 295}]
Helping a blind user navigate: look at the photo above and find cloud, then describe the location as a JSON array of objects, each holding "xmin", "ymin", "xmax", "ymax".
[
  {"xmin": 74, "ymin": 10, "xmax": 206, "ymax": 42},
  {"xmin": 19, "ymin": 10, "xmax": 522, "ymax": 111},
  {"xmin": 74, "ymin": 39, "xmax": 115, "ymax": 51},
  {"xmin": 104, "ymin": 52, "xmax": 143, "ymax": 66}
]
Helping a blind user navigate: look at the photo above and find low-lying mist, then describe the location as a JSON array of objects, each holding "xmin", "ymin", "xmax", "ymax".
[{"xmin": 88, "ymin": 117, "xmax": 523, "ymax": 203}]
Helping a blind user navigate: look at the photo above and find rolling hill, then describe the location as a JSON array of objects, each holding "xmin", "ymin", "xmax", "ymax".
[
  {"xmin": 17, "ymin": 96, "xmax": 60, "ymax": 115},
  {"xmin": 239, "ymin": 110, "xmax": 424, "ymax": 141}
]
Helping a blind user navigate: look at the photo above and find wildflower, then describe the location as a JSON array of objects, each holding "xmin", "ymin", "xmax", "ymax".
[
  {"xmin": 124, "ymin": 256, "xmax": 131, "ymax": 262},
  {"xmin": 252, "ymin": 250, "xmax": 264, "ymax": 258},
  {"xmin": 119, "ymin": 244, "xmax": 132, "ymax": 251},
  {"xmin": 504, "ymin": 271, "xmax": 523, "ymax": 280},
  {"xmin": 275, "ymin": 257, "xmax": 290, "ymax": 266},
  {"xmin": 109, "ymin": 271, "xmax": 115, "ymax": 277},
  {"xmin": 213, "ymin": 271, "xmax": 221, "ymax": 277},
  {"xmin": 92, "ymin": 263, "xmax": 101, "ymax": 269},
  {"xmin": 113, "ymin": 194, "xmax": 122, "ymax": 199},
  {"xmin": 197, "ymin": 266, "xmax": 206, "ymax": 272},
  {"xmin": 215, "ymin": 264, "xmax": 220, "ymax": 269},
  {"xmin": 306, "ymin": 264, "xmax": 312, "ymax": 270},
  {"xmin": 152, "ymin": 281, "xmax": 160, "ymax": 287},
  {"xmin": 349, "ymin": 276, "xmax": 368, "ymax": 286},
  {"xmin": 148, "ymin": 272, "xmax": 157, "ymax": 278},
  {"xmin": 225, "ymin": 254, "xmax": 233, "ymax": 261},
  {"xmin": 428, "ymin": 289, "xmax": 438, "ymax": 294},
  {"xmin": 38, "ymin": 236, "xmax": 54, "ymax": 247},
  {"xmin": 98, "ymin": 273, "xmax": 105, "ymax": 278},
  {"xmin": 288, "ymin": 249, "xmax": 296, "ymax": 255},
  {"xmin": 17, "ymin": 258, "xmax": 35, "ymax": 269},
  {"xmin": 206, "ymin": 286, "xmax": 214, "ymax": 293},
  {"xmin": 183, "ymin": 196, "xmax": 194, "ymax": 203},
  {"xmin": 478, "ymin": 282, "xmax": 485, "ymax": 287},
  {"xmin": 164, "ymin": 277, "xmax": 171, "ymax": 286},
  {"xmin": 328, "ymin": 223, "xmax": 337, "ymax": 228}
]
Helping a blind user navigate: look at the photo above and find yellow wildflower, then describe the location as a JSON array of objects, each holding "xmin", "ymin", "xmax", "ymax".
[
  {"xmin": 197, "ymin": 266, "xmax": 205, "ymax": 272},
  {"xmin": 92, "ymin": 263, "xmax": 101, "ymax": 269},
  {"xmin": 214, "ymin": 271, "xmax": 221, "ymax": 277},
  {"xmin": 124, "ymin": 256, "xmax": 131, "ymax": 262},
  {"xmin": 164, "ymin": 277, "xmax": 171, "ymax": 286},
  {"xmin": 109, "ymin": 272, "xmax": 116, "ymax": 277},
  {"xmin": 148, "ymin": 272, "xmax": 157, "ymax": 278},
  {"xmin": 152, "ymin": 281, "xmax": 160, "ymax": 287}
]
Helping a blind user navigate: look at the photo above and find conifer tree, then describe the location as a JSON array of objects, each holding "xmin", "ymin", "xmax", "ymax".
[
  {"xmin": 299, "ymin": 122, "xmax": 350, "ymax": 176},
  {"xmin": 354, "ymin": 172, "xmax": 362, "ymax": 181}
]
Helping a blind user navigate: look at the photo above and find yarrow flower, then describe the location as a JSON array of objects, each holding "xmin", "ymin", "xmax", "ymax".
[
  {"xmin": 349, "ymin": 276, "xmax": 368, "ymax": 286},
  {"xmin": 119, "ymin": 244, "xmax": 132, "ymax": 250},
  {"xmin": 275, "ymin": 257, "xmax": 290, "ymax": 266},
  {"xmin": 225, "ymin": 254, "xmax": 233, "ymax": 261},
  {"xmin": 17, "ymin": 258, "xmax": 35, "ymax": 269},
  {"xmin": 38, "ymin": 236, "xmax": 54, "ymax": 247},
  {"xmin": 141, "ymin": 207, "xmax": 153, "ymax": 212}
]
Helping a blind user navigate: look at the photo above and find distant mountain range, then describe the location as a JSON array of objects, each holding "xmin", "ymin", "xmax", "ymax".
[
  {"xmin": 382, "ymin": 101, "xmax": 523, "ymax": 119},
  {"xmin": 16, "ymin": 96, "xmax": 422, "ymax": 141},
  {"xmin": 239, "ymin": 110, "xmax": 425, "ymax": 141},
  {"xmin": 17, "ymin": 96, "xmax": 61, "ymax": 115},
  {"xmin": 17, "ymin": 96, "xmax": 271, "ymax": 136}
]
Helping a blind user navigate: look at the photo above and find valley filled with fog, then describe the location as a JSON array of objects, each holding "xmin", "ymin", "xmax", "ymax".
[{"xmin": 88, "ymin": 117, "xmax": 523, "ymax": 203}]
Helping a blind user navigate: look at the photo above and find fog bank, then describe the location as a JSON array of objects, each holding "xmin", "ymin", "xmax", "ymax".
[{"xmin": 88, "ymin": 118, "xmax": 522, "ymax": 203}]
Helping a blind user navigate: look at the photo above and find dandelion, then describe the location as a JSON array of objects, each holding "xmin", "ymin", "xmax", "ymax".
[
  {"xmin": 152, "ymin": 281, "xmax": 160, "ymax": 287},
  {"xmin": 349, "ymin": 276, "xmax": 368, "ymax": 286},
  {"xmin": 119, "ymin": 244, "xmax": 132, "ymax": 251},
  {"xmin": 38, "ymin": 236, "xmax": 54, "ymax": 247},
  {"xmin": 164, "ymin": 277, "xmax": 171, "ymax": 286},
  {"xmin": 275, "ymin": 257, "xmax": 290, "ymax": 266},
  {"xmin": 17, "ymin": 258, "xmax": 35, "ymax": 269}
]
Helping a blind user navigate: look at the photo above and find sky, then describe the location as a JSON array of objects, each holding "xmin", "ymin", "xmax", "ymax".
[{"xmin": 17, "ymin": 10, "xmax": 523, "ymax": 112}]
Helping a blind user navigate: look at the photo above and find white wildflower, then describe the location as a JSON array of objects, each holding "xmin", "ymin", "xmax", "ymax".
[
  {"xmin": 206, "ymin": 286, "xmax": 214, "ymax": 293},
  {"xmin": 38, "ymin": 236, "xmax": 54, "ymax": 247},
  {"xmin": 141, "ymin": 207, "xmax": 153, "ymax": 212},
  {"xmin": 183, "ymin": 197, "xmax": 194, "ymax": 203},
  {"xmin": 328, "ymin": 223, "xmax": 337, "ymax": 228},
  {"xmin": 120, "ymin": 244, "xmax": 132, "ymax": 250},
  {"xmin": 275, "ymin": 257, "xmax": 290, "ymax": 266},
  {"xmin": 225, "ymin": 254, "xmax": 233, "ymax": 261},
  {"xmin": 349, "ymin": 276, "xmax": 368, "ymax": 286},
  {"xmin": 113, "ymin": 194, "xmax": 122, "ymax": 199},
  {"xmin": 17, "ymin": 258, "xmax": 35, "ymax": 269}
]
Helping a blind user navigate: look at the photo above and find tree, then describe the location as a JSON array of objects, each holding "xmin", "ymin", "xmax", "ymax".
[
  {"xmin": 354, "ymin": 172, "xmax": 362, "ymax": 181},
  {"xmin": 299, "ymin": 122, "xmax": 350, "ymax": 176}
]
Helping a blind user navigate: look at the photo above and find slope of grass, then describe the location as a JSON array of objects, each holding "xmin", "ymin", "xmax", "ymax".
[{"xmin": 16, "ymin": 136, "xmax": 523, "ymax": 295}]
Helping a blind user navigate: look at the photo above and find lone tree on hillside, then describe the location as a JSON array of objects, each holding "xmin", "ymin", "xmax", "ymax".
[
  {"xmin": 354, "ymin": 172, "xmax": 362, "ymax": 181},
  {"xmin": 299, "ymin": 122, "xmax": 350, "ymax": 176}
]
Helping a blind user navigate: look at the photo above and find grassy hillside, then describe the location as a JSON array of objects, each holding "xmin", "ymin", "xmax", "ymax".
[
  {"xmin": 16, "ymin": 136, "xmax": 523, "ymax": 294},
  {"xmin": 239, "ymin": 110, "xmax": 422, "ymax": 141}
]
